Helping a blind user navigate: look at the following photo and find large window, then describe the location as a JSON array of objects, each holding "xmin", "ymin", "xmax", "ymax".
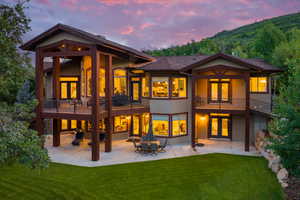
[
  {"xmin": 142, "ymin": 113, "xmax": 150, "ymax": 134},
  {"xmin": 114, "ymin": 115, "xmax": 130, "ymax": 132},
  {"xmin": 152, "ymin": 113, "xmax": 188, "ymax": 137},
  {"xmin": 171, "ymin": 77, "xmax": 187, "ymax": 98},
  {"xmin": 114, "ymin": 69, "xmax": 127, "ymax": 95},
  {"xmin": 142, "ymin": 76, "xmax": 150, "ymax": 97},
  {"xmin": 209, "ymin": 79, "xmax": 230, "ymax": 103},
  {"xmin": 152, "ymin": 77, "xmax": 169, "ymax": 98},
  {"xmin": 250, "ymin": 77, "xmax": 268, "ymax": 93},
  {"xmin": 152, "ymin": 115, "xmax": 169, "ymax": 136},
  {"xmin": 172, "ymin": 114, "xmax": 187, "ymax": 136},
  {"xmin": 99, "ymin": 68, "xmax": 106, "ymax": 97},
  {"xmin": 61, "ymin": 119, "xmax": 77, "ymax": 130}
]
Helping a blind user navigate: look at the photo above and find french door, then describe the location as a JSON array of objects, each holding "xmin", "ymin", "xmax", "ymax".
[
  {"xmin": 209, "ymin": 79, "xmax": 231, "ymax": 103},
  {"xmin": 130, "ymin": 78, "xmax": 141, "ymax": 103},
  {"xmin": 208, "ymin": 114, "xmax": 231, "ymax": 139},
  {"xmin": 60, "ymin": 77, "xmax": 79, "ymax": 99}
]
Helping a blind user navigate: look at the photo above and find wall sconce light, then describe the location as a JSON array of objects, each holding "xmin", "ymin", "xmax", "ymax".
[{"xmin": 200, "ymin": 116, "xmax": 206, "ymax": 121}]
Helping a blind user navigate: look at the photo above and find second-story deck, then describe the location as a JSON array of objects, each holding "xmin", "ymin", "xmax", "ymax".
[{"xmin": 43, "ymin": 97, "xmax": 150, "ymax": 118}]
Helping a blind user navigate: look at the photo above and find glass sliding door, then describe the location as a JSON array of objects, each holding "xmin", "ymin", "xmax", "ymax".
[{"xmin": 59, "ymin": 77, "xmax": 79, "ymax": 99}]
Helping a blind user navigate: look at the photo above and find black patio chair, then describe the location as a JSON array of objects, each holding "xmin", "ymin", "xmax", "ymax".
[
  {"xmin": 132, "ymin": 140, "xmax": 142, "ymax": 152},
  {"xmin": 150, "ymin": 143, "xmax": 158, "ymax": 155},
  {"xmin": 158, "ymin": 139, "xmax": 168, "ymax": 152},
  {"xmin": 141, "ymin": 143, "xmax": 150, "ymax": 154}
]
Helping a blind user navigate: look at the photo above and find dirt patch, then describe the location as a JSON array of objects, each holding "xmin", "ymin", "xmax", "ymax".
[{"xmin": 284, "ymin": 176, "xmax": 300, "ymax": 200}]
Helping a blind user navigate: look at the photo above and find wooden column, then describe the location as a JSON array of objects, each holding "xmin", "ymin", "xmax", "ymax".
[
  {"xmin": 35, "ymin": 48, "xmax": 44, "ymax": 138},
  {"xmin": 244, "ymin": 73, "xmax": 250, "ymax": 152},
  {"xmin": 53, "ymin": 119, "xmax": 60, "ymax": 147},
  {"xmin": 105, "ymin": 55, "xmax": 113, "ymax": 152},
  {"xmin": 91, "ymin": 47, "xmax": 100, "ymax": 161},
  {"xmin": 52, "ymin": 56, "xmax": 60, "ymax": 98},
  {"xmin": 191, "ymin": 76, "xmax": 196, "ymax": 147}
]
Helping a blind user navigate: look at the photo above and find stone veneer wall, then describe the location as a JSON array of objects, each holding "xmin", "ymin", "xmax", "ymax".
[{"xmin": 255, "ymin": 131, "xmax": 289, "ymax": 188}]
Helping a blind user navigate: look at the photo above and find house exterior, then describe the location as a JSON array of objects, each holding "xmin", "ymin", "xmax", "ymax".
[{"xmin": 20, "ymin": 24, "xmax": 282, "ymax": 161}]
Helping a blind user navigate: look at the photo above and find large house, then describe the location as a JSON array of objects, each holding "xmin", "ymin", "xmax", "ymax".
[{"xmin": 20, "ymin": 24, "xmax": 282, "ymax": 161}]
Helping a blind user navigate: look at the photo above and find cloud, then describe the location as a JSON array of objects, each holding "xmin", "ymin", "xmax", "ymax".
[
  {"xmin": 24, "ymin": 0, "xmax": 300, "ymax": 50},
  {"xmin": 120, "ymin": 25, "xmax": 135, "ymax": 35}
]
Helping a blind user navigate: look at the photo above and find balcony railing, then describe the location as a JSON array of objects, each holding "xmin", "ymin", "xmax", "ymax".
[
  {"xmin": 194, "ymin": 97, "xmax": 272, "ymax": 114},
  {"xmin": 43, "ymin": 96, "xmax": 150, "ymax": 115},
  {"xmin": 194, "ymin": 97, "xmax": 246, "ymax": 110}
]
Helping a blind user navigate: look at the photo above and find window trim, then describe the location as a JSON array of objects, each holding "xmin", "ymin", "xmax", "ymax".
[
  {"xmin": 145, "ymin": 74, "xmax": 188, "ymax": 100},
  {"xmin": 151, "ymin": 112, "xmax": 188, "ymax": 138},
  {"xmin": 59, "ymin": 75, "xmax": 81, "ymax": 100},
  {"xmin": 250, "ymin": 76, "xmax": 269, "ymax": 94},
  {"xmin": 208, "ymin": 79, "xmax": 232, "ymax": 104}
]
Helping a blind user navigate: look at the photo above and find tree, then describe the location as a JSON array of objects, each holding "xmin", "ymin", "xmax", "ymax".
[
  {"xmin": 0, "ymin": 0, "xmax": 33, "ymax": 104},
  {"xmin": 268, "ymin": 59, "xmax": 300, "ymax": 177},
  {"xmin": 254, "ymin": 23, "xmax": 286, "ymax": 61},
  {"xmin": 0, "ymin": 1, "xmax": 49, "ymax": 169}
]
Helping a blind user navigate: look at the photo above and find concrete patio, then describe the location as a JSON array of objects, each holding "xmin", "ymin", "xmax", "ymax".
[{"xmin": 45, "ymin": 134, "xmax": 259, "ymax": 167}]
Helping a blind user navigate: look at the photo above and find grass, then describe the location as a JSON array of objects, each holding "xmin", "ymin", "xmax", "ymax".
[{"xmin": 0, "ymin": 153, "xmax": 284, "ymax": 200}]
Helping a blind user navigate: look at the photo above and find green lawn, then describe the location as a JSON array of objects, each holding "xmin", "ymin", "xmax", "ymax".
[{"xmin": 0, "ymin": 154, "xmax": 283, "ymax": 200}]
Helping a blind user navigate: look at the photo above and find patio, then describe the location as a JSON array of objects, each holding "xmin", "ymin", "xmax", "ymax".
[{"xmin": 45, "ymin": 134, "xmax": 259, "ymax": 167}]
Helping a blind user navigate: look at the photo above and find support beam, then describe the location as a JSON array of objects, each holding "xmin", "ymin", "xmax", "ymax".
[
  {"xmin": 53, "ymin": 119, "xmax": 60, "ymax": 147},
  {"xmin": 52, "ymin": 57, "xmax": 60, "ymax": 99},
  {"xmin": 244, "ymin": 73, "xmax": 250, "ymax": 152},
  {"xmin": 191, "ymin": 76, "xmax": 196, "ymax": 147},
  {"xmin": 105, "ymin": 55, "xmax": 113, "ymax": 152},
  {"xmin": 91, "ymin": 47, "xmax": 100, "ymax": 161},
  {"xmin": 35, "ymin": 48, "xmax": 44, "ymax": 138}
]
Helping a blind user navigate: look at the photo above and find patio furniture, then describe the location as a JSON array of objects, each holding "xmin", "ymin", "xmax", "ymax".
[
  {"xmin": 132, "ymin": 139, "xmax": 142, "ymax": 152},
  {"xmin": 150, "ymin": 143, "xmax": 159, "ymax": 155},
  {"xmin": 158, "ymin": 139, "xmax": 168, "ymax": 152},
  {"xmin": 140, "ymin": 143, "xmax": 150, "ymax": 154},
  {"xmin": 88, "ymin": 133, "xmax": 106, "ymax": 145},
  {"xmin": 72, "ymin": 129, "xmax": 84, "ymax": 146}
]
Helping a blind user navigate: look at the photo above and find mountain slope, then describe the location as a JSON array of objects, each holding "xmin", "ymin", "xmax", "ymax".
[{"xmin": 146, "ymin": 12, "xmax": 300, "ymax": 56}]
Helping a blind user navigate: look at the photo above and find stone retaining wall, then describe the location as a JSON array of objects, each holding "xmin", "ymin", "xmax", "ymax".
[{"xmin": 255, "ymin": 131, "xmax": 289, "ymax": 188}]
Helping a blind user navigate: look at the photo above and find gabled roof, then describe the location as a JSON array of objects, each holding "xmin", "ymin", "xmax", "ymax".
[
  {"xmin": 20, "ymin": 24, "xmax": 153, "ymax": 62},
  {"xmin": 181, "ymin": 53, "xmax": 282, "ymax": 72},
  {"xmin": 142, "ymin": 53, "xmax": 282, "ymax": 72}
]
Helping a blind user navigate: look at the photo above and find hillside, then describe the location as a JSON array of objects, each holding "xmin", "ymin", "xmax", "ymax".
[{"xmin": 147, "ymin": 12, "xmax": 300, "ymax": 56}]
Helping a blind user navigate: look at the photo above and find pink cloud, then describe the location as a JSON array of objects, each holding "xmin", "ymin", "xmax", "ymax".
[
  {"xmin": 140, "ymin": 22, "xmax": 154, "ymax": 30},
  {"xmin": 61, "ymin": 0, "xmax": 80, "ymax": 10},
  {"xmin": 120, "ymin": 25, "xmax": 135, "ymax": 35},
  {"xmin": 178, "ymin": 10, "xmax": 197, "ymax": 17}
]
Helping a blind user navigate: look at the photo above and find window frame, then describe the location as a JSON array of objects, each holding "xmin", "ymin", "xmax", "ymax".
[
  {"xmin": 146, "ymin": 74, "xmax": 188, "ymax": 100},
  {"xmin": 59, "ymin": 76, "xmax": 80, "ymax": 100},
  {"xmin": 208, "ymin": 79, "xmax": 232, "ymax": 104},
  {"xmin": 113, "ymin": 68, "xmax": 128, "ymax": 96},
  {"xmin": 151, "ymin": 112, "xmax": 188, "ymax": 138},
  {"xmin": 250, "ymin": 76, "xmax": 269, "ymax": 94}
]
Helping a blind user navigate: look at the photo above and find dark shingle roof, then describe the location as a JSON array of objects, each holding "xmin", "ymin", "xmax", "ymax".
[
  {"xmin": 141, "ymin": 55, "xmax": 209, "ymax": 71},
  {"xmin": 142, "ymin": 53, "xmax": 282, "ymax": 72}
]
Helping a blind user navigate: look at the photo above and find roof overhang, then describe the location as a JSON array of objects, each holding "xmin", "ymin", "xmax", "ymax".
[{"xmin": 20, "ymin": 24, "xmax": 154, "ymax": 62}]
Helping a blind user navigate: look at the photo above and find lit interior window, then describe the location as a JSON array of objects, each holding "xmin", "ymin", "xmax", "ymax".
[
  {"xmin": 172, "ymin": 114, "xmax": 187, "ymax": 136},
  {"xmin": 142, "ymin": 76, "xmax": 150, "ymax": 97},
  {"xmin": 71, "ymin": 120, "xmax": 77, "ymax": 129},
  {"xmin": 209, "ymin": 79, "xmax": 230, "ymax": 102},
  {"xmin": 152, "ymin": 115, "xmax": 169, "ymax": 136},
  {"xmin": 114, "ymin": 115, "xmax": 130, "ymax": 132},
  {"xmin": 142, "ymin": 113, "xmax": 150, "ymax": 134},
  {"xmin": 99, "ymin": 68, "xmax": 106, "ymax": 97},
  {"xmin": 132, "ymin": 115, "xmax": 140, "ymax": 135},
  {"xmin": 250, "ymin": 77, "xmax": 267, "ymax": 93},
  {"xmin": 114, "ymin": 69, "xmax": 127, "ymax": 95},
  {"xmin": 99, "ymin": 119, "xmax": 105, "ymax": 131},
  {"xmin": 61, "ymin": 119, "xmax": 68, "ymax": 130},
  {"xmin": 152, "ymin": 77, "xmax": 169, "ymax": 98},
  {"xmin": 86, "ymin": 69, "xmax": 92, "ymax": 96},
  {"xmin": 171, "ymin": 77, "xmax": 187, "ymax": 98}
]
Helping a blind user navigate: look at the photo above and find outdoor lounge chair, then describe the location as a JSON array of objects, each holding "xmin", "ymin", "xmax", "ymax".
[{"xmin": 158, "ymin": 139, "xmax": 168, "ymax": 152}]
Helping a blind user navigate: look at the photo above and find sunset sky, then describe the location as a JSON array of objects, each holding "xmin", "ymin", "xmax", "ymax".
[{"xmin": 5, "ymin": 0, "xmax": 300, "ymax": 50}]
